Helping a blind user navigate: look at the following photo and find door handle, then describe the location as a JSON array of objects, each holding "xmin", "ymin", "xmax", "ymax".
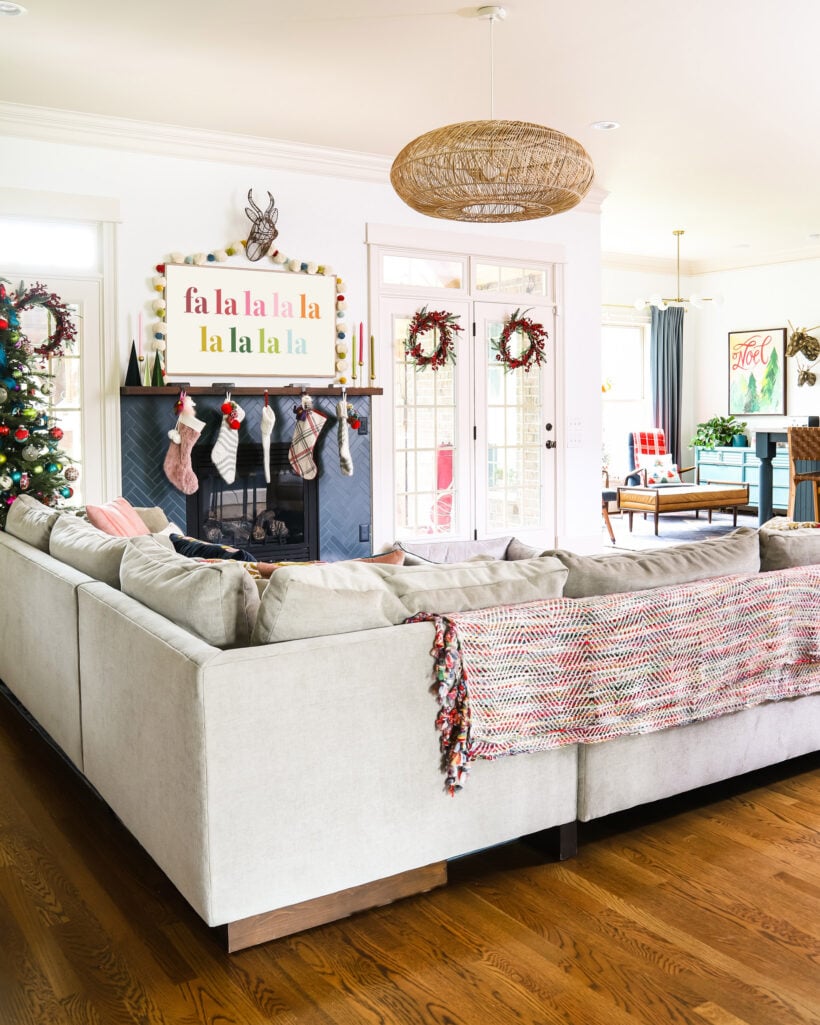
[{"xmin": 545, "ymin": 440, "xmax": 556, "ymax": 449}]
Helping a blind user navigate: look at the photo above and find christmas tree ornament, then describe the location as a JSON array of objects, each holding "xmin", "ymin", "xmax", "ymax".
[
  {"xmin": 336, "ymin": 398, "xmax": 353, "ymax": 477},
  {"xmin": 32, "ymin": 464, "xmax": 43, "ymax": 474},
  {"xmin": 22, "ymin": 444, "xmax": 39, "ymax": 461},
  {"xmin": 20, "ymin": 472, "xmax": 29, "ymax": 490},
  {"xmin": 49, "ymin": 426, "xmax": 64, "ymax": 441},
  {"xmin": 0, "ymin": 454, "xmax": 6, "ymax": 464},
  {"xmin": 45, "ymin": 462, "xmax": 58, "ymax": 474},
  {"xmin": 60, "ymin": 485, "xmax": 73, "ymax": 499},
  {"xmin": 261, "ymin": 391, "xmax": 275, "ymax": 483},
  {"xmin": 0, "ymin": 386, "xmax": 7, "ymax": 404},
  {"xmin": 0, "ymin": 474, "xmax": 11, "ymax": 490},
  {"xmin": 64, "ymin": 466, "xmax": 79, "ymax": 482},
  {"xmin": 0, "ymin": 424, "xmax": 8, "ymax": 437},
  {"xmin": 163, "ymin": 391, "xmax": 205, "ymax": 495},
  {"xmin": 288, "ymin": 395, "xmax": 328, "ymax": 480},
  {"xmin": 10, "ymin": 470, "xmax": 21, "ymax": 482},
  {"xmin": 211, "ymin": 395, "xmax": 245, "ymax": 484},
  {"xmin": 14, "ymin": 427, "xmax": 29, "ymax": 442}
]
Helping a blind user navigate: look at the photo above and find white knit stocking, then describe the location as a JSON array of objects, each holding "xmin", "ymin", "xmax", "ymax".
[
  {"xmin": 261, "ymin": 401, "xmax": 276, "ymax": 484},
  {"xmin": 336, "ymin": 399, "xmax": 353, "ymax": 477}
]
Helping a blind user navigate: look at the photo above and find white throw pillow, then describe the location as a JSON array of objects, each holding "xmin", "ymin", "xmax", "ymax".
[{"xmin": 643, "ymin": 453, "xmax": 681, "ymax": 485}]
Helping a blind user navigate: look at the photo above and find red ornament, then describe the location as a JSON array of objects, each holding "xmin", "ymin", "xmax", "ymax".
[
  {"xmin": 0, "ymin": 424, "xmax": 9, "ymax": 437},
  {"xmin": 14, "ymin": 427, "xmax": 29, "ymax": 442},
  {"xmin": 220, "ymin": 401, "xmax": 234, "ymax": 415},
  {"xmin": 350, "ymin": 418, "xmax": 361, "ymax": 430},
  {"xmin": 228, "ymin": 416, "xmax": 241, "ymax": 430},
  {"xmin": 0, "ymin": 317, "xmax": 8, "ymax": 330},
  {"xmin": 49, "ymin": 426, "xmax": 64, "ymax": 441}
]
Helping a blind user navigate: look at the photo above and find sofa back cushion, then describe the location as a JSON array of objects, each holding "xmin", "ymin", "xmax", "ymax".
[
  {"xmin": 120, "ymin": 535, "xmax": 260, "ymax": 647},
  {"xmin": 4, "ymin": 494, "xmax": 61, "ymax": 551},
  {"xmin": 545, "ymin": 527, "xmax": 760, "ymax": 598},
  {"xmin": 50, "ymin": 514, "xmax": 130, "ymax": 588},
  {"xmin": 759, "ymin": 518, "xmax": 820, "ymax": 570},
  {"xmin": 251, "ymin": 556, "xmax": 568, "ymax": 644},
  {"xmin": 86, "ymin": 497, "xmax": 151, "ymax": 537},
  {"xmin": 396, "ymin": 536, "xmax": 513, "ymax": 564}
]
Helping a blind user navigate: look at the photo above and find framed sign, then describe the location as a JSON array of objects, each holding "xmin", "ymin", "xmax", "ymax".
[
  {"xmin": 728, "ymin": 327, "xmax": 785, "ymax": 415},
  {"xmin": 164, "ymin": 263, "xmax": 337, "ymax": 378}
]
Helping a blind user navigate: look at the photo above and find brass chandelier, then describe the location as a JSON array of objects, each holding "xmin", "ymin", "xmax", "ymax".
[
  {"xmin": 634, "ymin": 230, "xmax": 717, "ymax": 310},
  {"xmin": 390, "ymin": 6, "xmax": 595, "ymax": 224}
]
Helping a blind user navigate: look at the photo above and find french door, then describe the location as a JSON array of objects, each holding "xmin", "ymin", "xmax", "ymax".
[{"xmin": 379, "ymin": 297, "xmax": 556, "ymax": 549}]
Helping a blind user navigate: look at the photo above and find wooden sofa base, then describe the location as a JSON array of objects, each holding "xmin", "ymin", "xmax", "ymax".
[
  {"xmin": 221, "ymin": 820, "xmax": 579, "ymax": 951},
  {"xmin": 221, "ymin": 861, "xmax": 448, "ymax": 952}
]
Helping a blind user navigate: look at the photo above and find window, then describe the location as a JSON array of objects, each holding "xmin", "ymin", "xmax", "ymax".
[
  {"xmin": 0, "ymin": 210, "xmax": 116, "ymax": 504},
  {"xmin": 601, "ymin": 309, "xmax": 652, "ymax": 477}
]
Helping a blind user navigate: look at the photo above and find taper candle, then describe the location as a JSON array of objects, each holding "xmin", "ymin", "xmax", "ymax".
[
  {"xmin": 370, "ymin": 334, "xmax": 375, "ymax": 381},
  {"xmin": 359, "ymin": 322, "xmax": 364, "ymax": 366},
  {"xmin": 137, "ymin": 312, "xmax": 143, "ymax": 358}
]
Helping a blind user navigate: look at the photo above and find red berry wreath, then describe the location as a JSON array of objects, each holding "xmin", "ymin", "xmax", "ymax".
[
  {"xmin": 493, "ymin": 308, "xmax": 548, "ymax": 373},
  {"xmin": 405, "ymin": 306, "xmax": 463, "ymax": 371},
  {"xmin": 0, "ymin": 281, "xmax": 77, "ymax": 358}
]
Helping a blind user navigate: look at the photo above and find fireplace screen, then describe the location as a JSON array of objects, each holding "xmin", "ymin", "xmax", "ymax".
[{"xmin": 187, "ymin": 443, "xmax": 318, "ymax": 562}]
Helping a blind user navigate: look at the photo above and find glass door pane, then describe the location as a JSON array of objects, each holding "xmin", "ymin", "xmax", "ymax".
[
  {"xmin": 387, "ymin": 299, "xmax": 469, "ymax": 539},
  {"xmin": 475, "ymin": 302, "xmax": 555, "ymax": 543}
]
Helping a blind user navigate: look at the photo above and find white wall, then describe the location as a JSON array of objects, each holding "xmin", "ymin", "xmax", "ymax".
[{"xmin": 0, "ymin": 123, "xmax": 603, "ymax": 549}]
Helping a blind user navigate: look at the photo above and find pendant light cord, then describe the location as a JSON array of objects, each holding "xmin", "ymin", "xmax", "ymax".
[{"xmin": 489, "ymin": 14, "xmax": 495, "ymax": 120}]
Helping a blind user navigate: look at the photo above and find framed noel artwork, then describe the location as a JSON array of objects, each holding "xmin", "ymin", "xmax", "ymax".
[
  {"xmin": 164, "ymin": 263, "xmax": 338, "ymax": 378},
  {"xmin": 728, "ymin": 327, "xmax": 786, "ymax": 415}
]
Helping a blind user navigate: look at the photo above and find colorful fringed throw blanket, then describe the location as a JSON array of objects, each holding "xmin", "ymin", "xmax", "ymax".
[{"xmin": 410, "ymin": 566, "xmax": 820, "ymax": 794}]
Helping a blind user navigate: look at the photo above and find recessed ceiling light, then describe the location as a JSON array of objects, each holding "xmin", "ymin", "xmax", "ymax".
[
  {"xmin": 0, "ymin": 2, "xmax": 27, "ymax": 13},
  {"xmin": 590, "ymin": 120, "xmax": 620, "ymax": 131}
]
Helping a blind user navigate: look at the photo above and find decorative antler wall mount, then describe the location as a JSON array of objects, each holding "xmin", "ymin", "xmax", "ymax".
[{"xmin": 786, "ymin": 321, "xmax": 820, "ymax": 386}]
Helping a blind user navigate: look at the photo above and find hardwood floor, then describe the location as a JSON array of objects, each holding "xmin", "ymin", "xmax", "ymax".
[{"xmin": 1, "ymin": 689, "xmax": 818, "ymax": 1025}]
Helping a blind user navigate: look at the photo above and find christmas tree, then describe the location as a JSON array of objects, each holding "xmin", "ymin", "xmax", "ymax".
[{"xmin": 0, "ymin": 279, "xmax": 79, "ymax": 528}]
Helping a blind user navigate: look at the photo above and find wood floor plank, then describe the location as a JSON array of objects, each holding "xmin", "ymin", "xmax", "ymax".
[{"xmin": 1, "ymin": 691, "xmax": 818, "ymax": 1025}]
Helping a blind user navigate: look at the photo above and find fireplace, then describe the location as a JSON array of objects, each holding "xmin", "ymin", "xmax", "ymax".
[{"xmin": 187, "ymin": 443, "xmax": 319, "ymax": 562}]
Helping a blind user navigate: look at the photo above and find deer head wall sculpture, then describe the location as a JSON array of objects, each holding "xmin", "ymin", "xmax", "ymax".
[{"xmin": 244, "ymin": 189, "xmax": 279, "ymax": 262}]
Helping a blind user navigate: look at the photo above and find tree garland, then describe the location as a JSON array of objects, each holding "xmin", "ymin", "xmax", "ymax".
[
  {"xmin": 405, "ymin": 306, "xmax": 462, "ymax": 371},
  {"xmin": 493, "ymin": 308, "xmax": 548, "ymax": 373},
  {"xmin": 0, "ymin": 280, "xmax": 77, "ymax": 358}
]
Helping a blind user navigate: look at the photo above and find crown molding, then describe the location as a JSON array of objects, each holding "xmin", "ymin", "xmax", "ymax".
[
  {"xmin": 601, "ymin": 252, "xmax": 686, "ymax": 275},
  {"xmin": 0, "ymin": 102, "xmax": 394, "ymax": 183},
  {"xmin": 604, "ymin": 245, "xmax": 820, "ymax": 276}
]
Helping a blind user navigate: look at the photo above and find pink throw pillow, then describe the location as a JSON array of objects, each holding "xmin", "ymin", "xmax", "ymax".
[{"xmin": 86, "ymin": 497, "xmax": 150, "ymax": 537}]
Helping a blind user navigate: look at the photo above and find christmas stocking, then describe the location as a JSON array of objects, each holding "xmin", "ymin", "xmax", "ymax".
[
  {"xmin": 261, "ymin": 397, "xmax": 276, "ymax": 484},
  {"xmin": 212, "ymin": 397, "xmax": 245, "ymax": 484},
  {"xmin": 336, "ymin": 399, "xmax": 353, "ymax": 477},
  {"xmin": 163, "ymin": 393, "xmax": 205, "ymax": 494},
  {"xmin": 288, "ymin": 396, "xmax": 328, "ymax": 480}
]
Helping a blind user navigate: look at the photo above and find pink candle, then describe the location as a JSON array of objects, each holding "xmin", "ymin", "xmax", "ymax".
[{"xmin": 359, "ymin": 322, "xmax": 364, "ymax": 365}]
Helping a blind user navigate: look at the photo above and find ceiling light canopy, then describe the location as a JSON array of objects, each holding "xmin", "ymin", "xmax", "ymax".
[
  {"xmin": 0, "ymin": 2, "xmax": 27, "ymax": 13},
  {"xmin": 390, "ymin": 6, "xmax": 594, "ymax": 224},
  {"xmin": 634, "ymin": 230, "xmax": 719, "ymax": 311}
]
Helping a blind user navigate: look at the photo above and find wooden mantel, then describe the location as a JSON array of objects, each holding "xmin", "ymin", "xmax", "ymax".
[{"xmin": 121, "ymin": 385, "xmax": 383, "ymax": 396}]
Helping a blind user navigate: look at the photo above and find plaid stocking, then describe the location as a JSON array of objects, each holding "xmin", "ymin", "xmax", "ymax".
[{"xmin": 288, "ymin": 398, "xmax": 328, "ymax": 480}]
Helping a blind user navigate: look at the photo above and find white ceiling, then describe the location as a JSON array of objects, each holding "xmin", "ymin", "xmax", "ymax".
[{"xmin": 4, "ymin": 0, "xmax": 820, "ymax": 269}]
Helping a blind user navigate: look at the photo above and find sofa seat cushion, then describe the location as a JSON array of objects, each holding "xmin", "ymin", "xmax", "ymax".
[
  {"xmin": 86, "ymin": 497, "xmax": 151, "ymax": 537},
  {"xmin": 120, "ymin": 535, "xmax": 260, "ymax": 648},
  {"xmin": 252, "ymin": 556, "xmax": 568, "ymax": 644},
  {"xmin": 49, "ymin": 514, "xmax": 131, "ymax": 588},
  {"xmin": 545, "ymin": 527, "xmax": 760, "ymax": 598},
  {"xmin": 4, "ymin": 493, "xmax": 61, "ymax": 551},
  {"xmin": 759, "ymin": 517, "xmax": 820, "ymax": 571}
]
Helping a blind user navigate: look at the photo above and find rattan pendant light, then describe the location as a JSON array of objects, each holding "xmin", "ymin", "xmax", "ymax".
[{"xmin": 390, "ymin": 6, "xmax": 594, "ymax": 223}]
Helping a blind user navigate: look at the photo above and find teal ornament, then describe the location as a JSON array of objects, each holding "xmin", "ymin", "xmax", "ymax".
[
  {"xmin": 45, "ymin": 461, "xmax": 58, "ymax": 474},
  {"xmin": 10, "ymin": 470, "xmax": 21, "ymax": 483},
  {"xmin": 60, "ymin": 485, "xmax": 72, "ymax": 498}
]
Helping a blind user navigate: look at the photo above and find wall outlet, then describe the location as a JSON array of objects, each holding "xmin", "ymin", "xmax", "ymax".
[
  {"xmin": 358, "ymin": 523, "xmax": 370, "ymax": 543},
  {"xmin": 357, "ymin": 416, "xmax": 368, "ymax": 436}
]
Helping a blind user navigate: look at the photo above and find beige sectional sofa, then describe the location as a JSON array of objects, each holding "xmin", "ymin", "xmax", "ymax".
[{"xmin": 1, "ymin": 497, "xmax": 818, "ymax": 952}]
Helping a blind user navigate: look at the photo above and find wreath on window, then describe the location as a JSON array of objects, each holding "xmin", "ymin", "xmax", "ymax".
[
  {"xmin": 0, "ymin": 280, "xmax": 77, "ymax": 358},
  {"xmin": 405, "ymin": 306, "xmax": 462, "ymax": 370},
  {"xmin": 493, "ymin": 308, "xmax": 548, "ymax": 373}
]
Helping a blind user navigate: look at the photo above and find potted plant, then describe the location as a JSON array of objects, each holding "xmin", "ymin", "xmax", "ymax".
[{"xmin": 690, "ymin": 414, "xmax": 748, "ymax": 449}]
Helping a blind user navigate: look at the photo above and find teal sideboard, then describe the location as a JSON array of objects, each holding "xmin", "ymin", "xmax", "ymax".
[{"xmin": 694, "ymin": 445, "xmax": 789, "ymax": 512}]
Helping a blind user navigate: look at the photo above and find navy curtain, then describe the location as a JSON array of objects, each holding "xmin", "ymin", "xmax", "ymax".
[{"xmin": 650, "ymin": 306, "xmax": 684, "ymax": 463}]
